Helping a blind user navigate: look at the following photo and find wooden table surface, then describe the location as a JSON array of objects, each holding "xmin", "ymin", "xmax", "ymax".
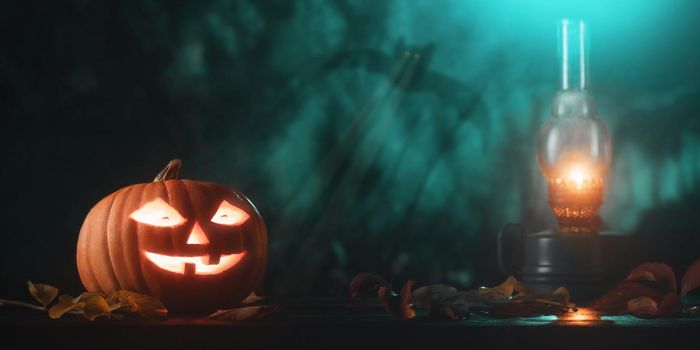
[{"xmin": 2, "ymin": 298, "xmax": 699, "ymax": 349}]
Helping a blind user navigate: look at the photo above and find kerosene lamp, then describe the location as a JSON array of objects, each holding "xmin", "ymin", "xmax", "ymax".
[{"xmin": 499, "ymin": 19, "xmax": 638, "ymax": 301}]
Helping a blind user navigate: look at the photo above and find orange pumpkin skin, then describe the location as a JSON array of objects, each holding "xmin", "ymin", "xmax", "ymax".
[{"xmin": 76, "ymin": 161, "xmax": 267, "ymax": 314}]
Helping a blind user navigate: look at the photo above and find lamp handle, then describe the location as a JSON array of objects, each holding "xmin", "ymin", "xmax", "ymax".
[{"xmin": 497, "ymin": 223, "xmax": 524, "ymax": 276}]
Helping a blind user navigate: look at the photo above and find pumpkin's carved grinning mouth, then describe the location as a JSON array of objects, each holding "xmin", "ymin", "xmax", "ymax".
[{"xmin": 144, "ymin": 251, "xmax": 246, "ymax": 275}]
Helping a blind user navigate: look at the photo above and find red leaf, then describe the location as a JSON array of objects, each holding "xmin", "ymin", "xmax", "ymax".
[
  {"xmin": 627, "ymin": 296, "xmax": 658, "ymax": 315},
  {"xmin": 378, "ymin": 280, "xmax": 416, "ymax": 320},
  {"xmin": 592, "ymin": 281, "xmax": 666, "ymax": 313},
  {"xmin": 348, "ymin": 273, "xmax": 391, "ymax": 299},
  {"xmin": 681, "ymin": 259, "xmax": 700, "ymax": 296},
  {"xmin": 626, "ymin": 262, "xmax": 676, "ymax": 294}
]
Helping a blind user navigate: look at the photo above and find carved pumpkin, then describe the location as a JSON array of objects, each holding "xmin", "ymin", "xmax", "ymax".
[{"xmin": 76, "ymin": 160, "xmax": 267, "ymax": 314}]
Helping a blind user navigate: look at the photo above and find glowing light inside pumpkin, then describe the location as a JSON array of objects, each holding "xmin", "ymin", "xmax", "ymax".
[
  {"xmin": 130, "ymin": 198, "xmax": 187, "ymax": 227},
  {"xmin": 211, "ymin": 200, "xmax": 250, "ymax": 226},
  {"xmin": 186, "ymin": 222, "xmax": 210, "ymax": 245},
  {"xmin": 144, "ymin": 251, "xmax": 246, "ymax": 275}
]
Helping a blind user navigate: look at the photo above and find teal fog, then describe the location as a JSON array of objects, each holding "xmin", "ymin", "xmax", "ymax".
[{"xmin": 1, "ymin": 0, "xmax": 699, "ymax": 296}]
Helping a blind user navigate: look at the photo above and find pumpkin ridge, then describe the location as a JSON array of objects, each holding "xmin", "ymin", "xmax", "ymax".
[
  {"xmin": 90, "ymin": 190, "xmax": 121, "ymax": 292},
  {"xmin": 103, "ymin": 185, "xmax": 135, "ymax": 292},
  {"xmin": 78, "ymin": 193, "xmax": 117, "ymax": 292},
  {"xmin": 121, "ymin": 183, "xmax": 153, "ymax": 291}
]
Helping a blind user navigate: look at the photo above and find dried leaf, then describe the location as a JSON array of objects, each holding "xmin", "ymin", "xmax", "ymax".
[
  {"xmin": 131, "ymin": 293, "xmax": 167, "ymax": 320},
  {"xmin": 592, "ymin": 281, "xmax": 666, "ymax": 313},
  {"xmin": 242, "ymin": 292, "xmax": 265, "ymax": 305},
  {"xmin": 207, "ymin": 305, "xmax": 279, "ymax": 321},
  {"xmin": 82, "ymin": 295, "xmax": 110, "ymax": 321},
  {"xmin": 48, "ymin": 295, "xmax": 84, "ymax": 319},
  {"xmin": 681, "ymin": 259, "xmax": 700, "ymax": 296},
  {"xmin": 627, "ymin": 296, "xmax": 658, "ymax": 315},
  {"xmin": 378, "ymin": 280, "xmax": 415, "ymax": 320},
  {"xmin": 412, "ymin": 284, "xmax": 458, "ymax": 309},
  {"xmin": 348, "ymin": 273, "xmax": 392, "ymax": 299},
  {"xmin": 440, "ymin": 291, "xmax": 487, "ymax": 314},
  {"xmin": 26, "ymin": 281, "xmax": 58, "ymax": 307},
  {"xmin": 626, "ymin": 262, "xmax": 676, "ymax": 294},
  {"xmin": 106, "ymin": 291, "xmax": 138, "ymax": 313},
  {"xmin": 105, "ymin": 290, "xmax": 166, "ymax": 319},
  {"xmin": 76, "ymin": 291, "xmax": 107, "ymax": 301},
  {"xmin": 478, "ymin": 276, "xmax": 530, "ymax": 301}
]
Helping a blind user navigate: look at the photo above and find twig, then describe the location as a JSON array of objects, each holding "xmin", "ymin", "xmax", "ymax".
[
  {"xmin": 0, "ymin": 298, "xmax": 47, "ymax": 312},
  {"xmin": 0, "ymin": 298, "xmax": 82, "ymax": 315}
]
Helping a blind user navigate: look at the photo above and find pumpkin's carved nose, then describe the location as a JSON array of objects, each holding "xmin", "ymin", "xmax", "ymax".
[{"xmin": 186, "ymin": 222, "xmax": 210, "ymax": 245}]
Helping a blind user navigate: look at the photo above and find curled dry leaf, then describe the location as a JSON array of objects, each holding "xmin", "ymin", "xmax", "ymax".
[
  {"xmin": 627, "ymin": 296, "xmax": 658, "ymax": 315},
  {"xmin": 82, "ymin": 295, "xmax": 110, "ymax": 321},
  {"xmin": 127, "ymin": 292, "xmax": 167, "ymax": 320},
  {"xmin": 681, "ymin": 259, "xmax": 700, "ymax": 296},
  {"xmin": 207, "ymin": 305, "xmax": 280, "ymax": 321},
  {"xmin": 378, "ymin": 280, "xmax": 416, "ymax": 320},
  {"xmin": 348, "ymin": 273, "xmax": 392, "ymax": 299},
  {"xmin": 411, "ymin": 284, "xmax": 458, "ymax": 309},
  {"xmin": 592, "ymin": 281, "xmax": 666, "ymax": 314},
  {"xmin": 76, "ymin": 291, "xmax": 107, "ymax": 303},
  {"xmin": 626, "ymin": 262, "xmax": 676, "ymax": 294},
  {"xmin": 48, "ymin": 295, "xmax": 85, "ymax": 319},
  {"xmin": 105, "ymin": 290, "xmax": 167, "ymax": 320},
  {"xmin": 478, "ymin": 276, "xmax": 530, "ymax": 301},
  {"xmin": 26, "ymin": 281, "xmax": 58, "ymax": 307}
]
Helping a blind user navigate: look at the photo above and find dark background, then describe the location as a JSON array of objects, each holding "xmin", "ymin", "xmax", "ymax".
[{"xmin": 1, "ymin": 0, "xmax": 699, "ymax": 300}]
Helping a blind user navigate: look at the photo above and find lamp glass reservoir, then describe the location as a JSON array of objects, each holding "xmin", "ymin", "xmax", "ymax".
[{"xmin": 536, "ymin": 19, "xmax": 612, "ymax": 234}]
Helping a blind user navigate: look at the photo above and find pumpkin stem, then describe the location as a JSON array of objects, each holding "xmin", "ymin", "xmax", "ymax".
[{"xmin": 153, "ymin": 159, "xmax": 182, "ymax": 182}]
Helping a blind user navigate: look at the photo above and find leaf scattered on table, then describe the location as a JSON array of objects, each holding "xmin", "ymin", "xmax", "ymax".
[
  {"xmin": 412, "ymin": 284, "xmax": 458, "ymax": 309},
  {"xmin": 27, "ymin": 281, "xmax": 58, "ymax": 307},
  {"xmin": 626, "ymin": 262, "xmax": 676, "ymax": 294},
  {"xmin": 20, "ymin": 283, "xmax": 167, "ymax": 321},
  {"xmin": 48, "ymin": 295, "xmax": 85, "ymax": 319},
  {"xmin": 352, "ymin": 274, "xmax": 571, "ymax": 319},
  {"xmin": 207, "ymin": 305, "xmax": 280, "ymax": 321},
  {"xmin": 82, "ymin": 295, "xmax": 110, "ymax": 321},
  {"xmin": 378, "ymin": 280, "xmax": 415, "ymax": 320},
  {"xmin": 348, "ymin": 273, "xmax": 392, "ymax": 299},
  {"xmin": 126, "ymin": 291, "xmax": 167, "ymax": 320},
  {"xmin": 478, "ymin": 275, "xmax": 531, "ymax": 301},
  {"xmin": 592, "ymin": 280, "xmax": 666, "ymax": 314},
  {"xmin": 592, "ymin": 261, "xmax": 697, "ymax": 317},
  {"xmin": 627, "ymin": 296, "xmax": 658, "ymax": 315},
  {"xmin": 681, "ymin": 259, "xmax": 700, "ymax": 296}
]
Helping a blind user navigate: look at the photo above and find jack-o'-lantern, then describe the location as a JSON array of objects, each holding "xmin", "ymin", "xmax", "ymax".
[{"xmin": 76, "ymin": 160, "xmax": 267, "ymax": 314}]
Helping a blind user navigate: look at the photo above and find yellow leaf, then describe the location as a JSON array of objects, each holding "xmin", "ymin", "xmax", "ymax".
[
  {"xmin": 26, "ymin": 281, "xmax": 58, "ymax": 307},
  {"xmin": 76, "ymin": 291, "xmax": 107, "ymax": 303},
  {"xmin": 48, "ymin": 295, "xmax": 84, "ymax": 319},
  {"xmin": 106, "ymin": 291, "xmax": 137, "ymax": 313},
  {"xmin": 129, "ymin": 292, "xmax": 168, "ymax": 320},
  {"xmin": 478, "ymin": 276, "xmax": 531, "ymax": 301},
  {"xmin": 82, "ymin": 295, "xmax": 110, "ymax": 321}
]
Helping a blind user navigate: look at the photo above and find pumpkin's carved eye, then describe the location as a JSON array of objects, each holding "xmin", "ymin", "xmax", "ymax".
[
  {"xmin": 211, "ymin": 200, "xmax": 249, "ymax": 226},
  {"xmin": 130, "ymin": 198, "xmax": 187, "ymax": 227}
]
